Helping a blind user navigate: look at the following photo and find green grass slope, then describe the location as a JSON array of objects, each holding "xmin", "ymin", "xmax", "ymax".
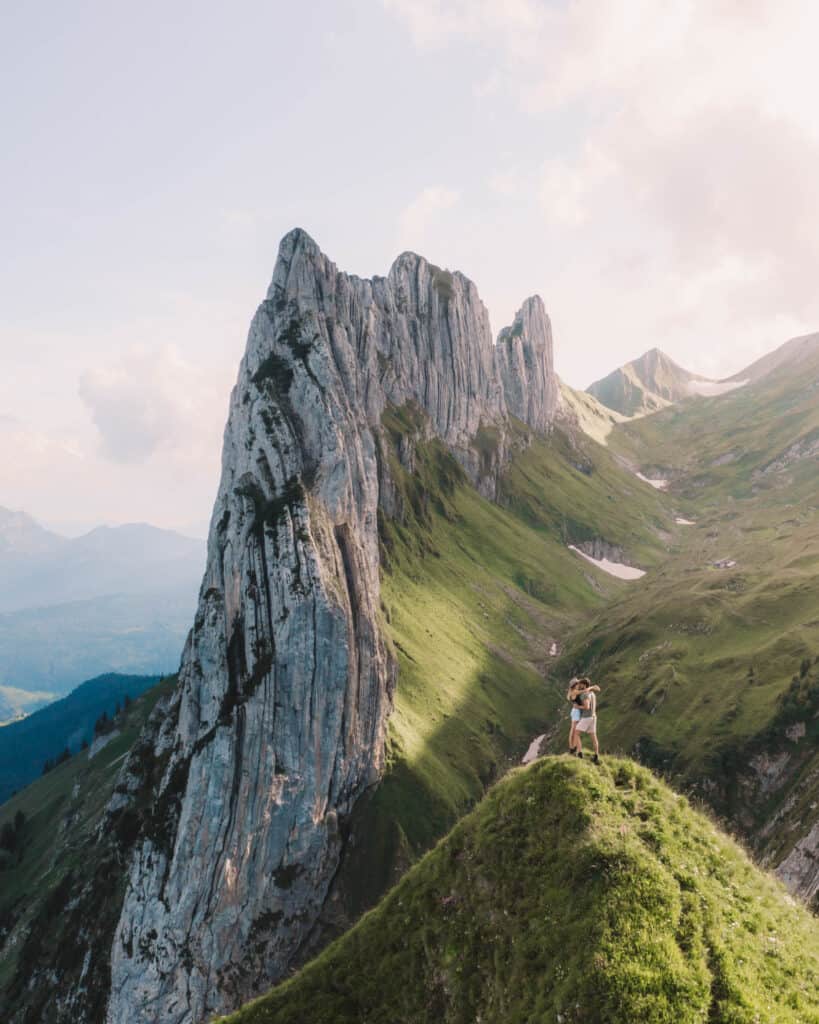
[
  {"xmin": 556, "ymin": 342, "xmax": 819, "ymax": 873},
  {"xmin": 0, "ymin": 675, "xmax": 175, "ymax": 1000},
  {"xmin": 219, "ymin": 757, "xmax": 819, "ymax": 1024},
  {"xmin": 334, "ymin": 410, "xmax": 672, "ymax": 916},
  {"xmin": 609, "ymin": 342, "xmax": 819, "ymax": 505},
  {"xmin": 0, "ymin": 671, "xmax": 161, "ymax": 803}
]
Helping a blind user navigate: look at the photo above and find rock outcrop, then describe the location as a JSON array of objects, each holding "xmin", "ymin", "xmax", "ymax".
[
  {"xmin": 777, "ymin": 821, "xmax": 819, "ymax": 906},
  {"xmin": 103, "ymin": 230, "xmax": 559, "ymax": 1023},
  {"xmin": 495, "ymin": 296, "xmax": 558, "ymax": 434}
]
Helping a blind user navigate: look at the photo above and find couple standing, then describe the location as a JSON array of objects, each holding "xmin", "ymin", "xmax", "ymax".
[{"xmin": 567, "ymin": 677, "xmax": 601, "ymax": 764}]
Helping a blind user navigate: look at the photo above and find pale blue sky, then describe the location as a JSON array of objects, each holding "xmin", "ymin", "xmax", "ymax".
[{"xmin": 2, "ymin": 1, "xmax": 818, "ymax": 531}]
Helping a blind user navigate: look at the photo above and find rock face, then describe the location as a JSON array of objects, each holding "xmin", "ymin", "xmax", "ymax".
[
  {"xmin": 777, "ymin": 821, "xmax": 819, "ymax": 906},
  {"xmin": 104, "ymin": 230, "xmax": 559, "ymax": 1023},
  {"xmin": 496, "ymin": 296, "xmax": 558, "ymax": 434}
]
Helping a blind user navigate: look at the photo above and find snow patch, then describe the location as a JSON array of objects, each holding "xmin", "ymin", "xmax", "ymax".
[
  {"xmin": 569, "ymin": 545, "xmax": 646, "ymax": 580},
  {"xmin": 687, "ymin": 379, "xmax": 748, "ymax": 397},
  {"xmin": 522, "ymin": 735, "xmax": 546, "ymax": 765},
  {"xmin": 636, "ymin": 472, "xmax": 669, "ymax": 490},
  {"xmin": 88, "ymin": 728, "xmax": 120, "ymax": 759}
]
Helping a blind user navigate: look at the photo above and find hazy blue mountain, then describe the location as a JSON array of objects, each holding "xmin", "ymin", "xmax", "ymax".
[
  {"xmin": 0, "ymin": 511, "xmax": 204, "ymax": 708},
  {"xmin": 0, "ymin": 672, "xmax": 161, "ymax": 804},
  {"xmin": 0, "ymin": 513, "xmax": 205, "ymax": 614},
  {"xmin": 0, "ymin": 591, "xmax": 192, "ymax": 698},
  {"xmin": 0, "ymin": 507, "xmax": 66, "ymax": 560}
]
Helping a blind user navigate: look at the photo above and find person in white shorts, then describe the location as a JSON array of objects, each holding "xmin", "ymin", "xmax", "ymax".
[{"xmin": 571, "ymin": 677, "xmax": 601, "ymax": 764}]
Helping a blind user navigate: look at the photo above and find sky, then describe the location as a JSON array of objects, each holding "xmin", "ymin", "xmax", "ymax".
[{"xmin": 2, "ymin": 1, "xmax": 819, "ymax": 534}]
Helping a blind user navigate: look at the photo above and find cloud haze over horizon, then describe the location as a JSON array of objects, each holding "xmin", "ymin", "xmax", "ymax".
[{"xmin": 2, "ymin": 1, "xmax": 818, "ymax": 531}]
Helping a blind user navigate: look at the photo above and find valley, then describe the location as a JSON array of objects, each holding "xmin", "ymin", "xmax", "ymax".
[{"xmin": 2, "ymin": 231, "xmax": 818, "ymax": 1022}]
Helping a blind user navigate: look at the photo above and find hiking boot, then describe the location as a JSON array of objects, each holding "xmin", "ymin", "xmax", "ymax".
[
  {"xmin": 592, "ymin": 754, "xmax": 600, "ymax": 765},
  {"xmin": 577, "ymin": 751, "xmax": 584, "ymax": 759},
  {"xmin": 568, "ymin": 748, "xmax": 577, "ymax": 756}
]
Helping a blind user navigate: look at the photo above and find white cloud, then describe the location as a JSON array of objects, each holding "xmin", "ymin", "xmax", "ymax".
[
  {"xmin": 0, "ymin": 419, "xmax": 84, "ymax": 471},
  {"xmin": 386, "ymin": 0, "xmax": 819, "ymax": 382},
  {"xmin": 396, "ymin": 185, "xmax": 460, "ymax": 252},
  {"xmin": 78, "ymin": 346, "xmax": 225, "ymax": 464},
  {"xmin": 538, "ymin": 148, "xmax": 614, "ymax": 227},
  {"xmin": 381, "ymin": 0, "xmax": 546, "ymax": 56}
]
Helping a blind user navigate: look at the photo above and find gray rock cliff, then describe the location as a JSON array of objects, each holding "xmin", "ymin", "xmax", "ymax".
[
  {"xmin": 495, "ymin": 296, "xmax": 558, "ymax": 434},
  {"xmin": 104, "ymin": 229, "xmax": 558, "ymax": 1022}
]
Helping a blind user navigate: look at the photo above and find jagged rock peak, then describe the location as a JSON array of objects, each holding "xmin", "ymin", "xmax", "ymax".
[
  {"xmin": 496, "ymin": 295, "xmax": 558, "ymax": 433},
  {"xmin": 262, "ymin": 228, "xmax": 556, "ymax": 457},
  {"xmin": 102, "ymin": 229, "xmax": 560, "ymax": 1023}
]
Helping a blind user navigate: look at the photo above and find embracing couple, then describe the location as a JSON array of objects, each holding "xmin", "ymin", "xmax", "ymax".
[{"xmin": 567, "ymin": 677, "xmax": 601, "ymax": 764}]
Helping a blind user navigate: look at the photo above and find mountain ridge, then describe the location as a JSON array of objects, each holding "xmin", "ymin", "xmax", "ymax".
[
  {"xmin": 7, "ymin": 230, "xmax": 819, "ymax": 1023},
  {"xmin": 587, "ymin": 328, "xmax": 819, "ymax": 417},
  {"xmin": 0, "ymin": 511, "xmax": 205, "ymax": 705},
  {"xmin": 216, "ymin": 757, "xmax": 819, "ymax": 1024},
  {"xmin": 99, "ymin": 227, "xmax": 564, "ymax": 1023},
  {"xmin": 0, "ymin": 509, "xmax": 205, "ymax": 615},
  {"xmin": 0, "ymin": 672, "xmax": 161, "ymax": 803},
  {"xmin": 587, "ymin": 347, "xmax": 713, "ymax": 416},
  {"xmin": 726, "ymin": 329, "xmax": 819, "ymax": 382}
]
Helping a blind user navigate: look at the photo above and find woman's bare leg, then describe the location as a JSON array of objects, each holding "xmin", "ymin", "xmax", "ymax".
[{"xmin": 568, "ymin": 723, "xmax": 578, "ymax": 752}]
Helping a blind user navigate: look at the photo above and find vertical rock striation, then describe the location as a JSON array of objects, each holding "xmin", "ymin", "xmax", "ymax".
[
  {"xmin": 776, "ymin": 821, "xmax": 819, "ymax": 906},
  {"xmin": 495, "ymin": 295, "xmax": 558, "ymax": 434},
  {"xmin": 105, "ymin": 230, "xmax": 558, "ymax": 1023}
]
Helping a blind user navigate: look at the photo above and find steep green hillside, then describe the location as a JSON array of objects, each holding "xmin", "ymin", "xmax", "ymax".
[
  {"xmin": 0, "ymin": 676, "xmax": 175, "ymax": 1003},
  {"xmin": 557, "ymin": 341, "xmax": 819, "ymax": 873},
  {"xmin": 219, "ymin": 757, "xmax": 819, "ymax": 1024},
  {"xmin": 0, "ymin": 410, "xmax": 676, "ymax": 1006},
  {"xmin": 610, "ymin": 340, "xmax": 819, "ymax": 503},
  {"xmin": 331, "ymin": 411, "xmax": 672, "ymax": 916},
  {"xmin": 0, "ymin": 672, "xmax": 161, "ymax": 803}
]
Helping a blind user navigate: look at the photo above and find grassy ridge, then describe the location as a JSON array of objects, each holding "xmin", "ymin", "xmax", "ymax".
[
  {"xmin": 609, "ymin": 345, "xmax": 819, "ymax": 504},
  {"xmin": 0, "ymin": 672, "xmax": 161, "ymax": 803},
  {"xmin": 337, "ymin": 413, "xmax": 672, "ymax": 914},
  {"xmin": 218, "ymin": 757, "xmax": 819, "ymax": 1024},
  {"xmin": 551, "ymin": 345, "xmax": 819, "ymax": 875},
  {"xmin": 0, "ymin": 676, "xmax": 175, "ymax": 994}
]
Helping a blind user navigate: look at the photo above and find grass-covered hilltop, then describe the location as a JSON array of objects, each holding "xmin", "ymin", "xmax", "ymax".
[{"xmin": 218, "ymin": 757, "xmax": 819, "ymax": 1024}]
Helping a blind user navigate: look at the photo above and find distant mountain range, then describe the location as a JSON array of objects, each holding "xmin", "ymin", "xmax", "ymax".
[
  {"xmin": 0, "ymin": 510, "xmax": 205, "ymax": 710},
  {"xmin": 586, "ymin": 343, "xmax": 767, "ymax": 416},
  {"xmin": 0, "ymin": 512, "xmax": 205, "ymax": 613}
]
